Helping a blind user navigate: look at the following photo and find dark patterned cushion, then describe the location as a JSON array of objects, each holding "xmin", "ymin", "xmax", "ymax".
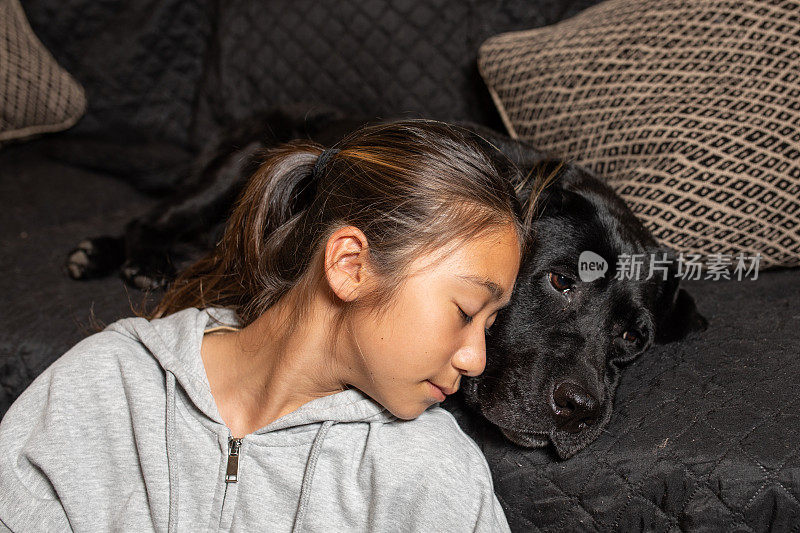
[
  {"xmin": 0, "ymin": 0, "xmax": 86, "ymax": 145},
  {"xmin": 477, "ymin": 0, "xmax": 800, "ymax": 269}
]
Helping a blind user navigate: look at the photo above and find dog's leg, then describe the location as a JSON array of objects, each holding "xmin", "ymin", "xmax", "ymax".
[
  {"xmin": 64, "ymin": 103, "xmax": 350, "ymax": 290},
  {"xmin": 118, "ymin": 138, "xmax": 266, "ymax": 290},
  {"xmin": 63, "ymin": 135, "xmax": 264, "ymax": 289},
  {"xmin": 64, "ymin": 236, "xmax": 126, "ymax": 281}
]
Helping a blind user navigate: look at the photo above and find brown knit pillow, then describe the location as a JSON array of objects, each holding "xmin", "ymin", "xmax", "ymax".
[
  {"xmin": 478, "ymin": 0, "xmax": 800, "ymax": 269},
  {"xmin": 0, "ymin": 0, "xmax": 87, "ymax": 145}
]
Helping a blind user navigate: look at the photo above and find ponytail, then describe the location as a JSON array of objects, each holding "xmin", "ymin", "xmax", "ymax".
[{"xmin": 144, "ymin": 139, "xmax": 327, "ymax": 327}]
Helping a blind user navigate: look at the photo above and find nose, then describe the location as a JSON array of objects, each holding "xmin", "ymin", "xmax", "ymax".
[
  {"xmin": 453, "ymin": 330, "xmax": 487, "ymax": 377},
  {"xmin": 550, "ymin": 381, "xmax": 600, "ymax": 433}
]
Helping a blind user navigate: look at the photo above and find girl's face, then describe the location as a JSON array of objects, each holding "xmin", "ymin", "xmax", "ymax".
[{"xmin": 349, "ymin": 223, "xmax": 522, "ymax": 420}]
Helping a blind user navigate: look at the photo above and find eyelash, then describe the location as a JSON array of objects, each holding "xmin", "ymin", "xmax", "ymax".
[
  {"xmin": 458, "ymin": 306, "xmax": 473, "ymax": 324},
  {"xmin": 458, "ymin": 306, "xmax": 495, "ymax": 333}
]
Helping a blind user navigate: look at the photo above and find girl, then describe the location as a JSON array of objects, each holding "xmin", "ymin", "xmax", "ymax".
[{"xmin": 0, "ymin": 119, "xmax": 533, "ymax": 532}]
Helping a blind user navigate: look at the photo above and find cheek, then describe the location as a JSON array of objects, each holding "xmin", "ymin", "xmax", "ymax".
[{"xmin": 359, "ymin": 292, "xmax": 455, "ymax": 377}]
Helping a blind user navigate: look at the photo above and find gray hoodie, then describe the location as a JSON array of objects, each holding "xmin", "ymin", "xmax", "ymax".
[{"xmin": 0, "ymin": 306, "xmax": 511, "ymax": 532}]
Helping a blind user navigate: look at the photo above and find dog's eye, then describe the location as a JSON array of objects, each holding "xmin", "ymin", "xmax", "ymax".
[
  {"xmin": 622, "ymin": 330, "xmax": 639, "ymax": 343},
  {"xmin": 549, "ymin": 272, "xmax": 574, "ymax": 292}
]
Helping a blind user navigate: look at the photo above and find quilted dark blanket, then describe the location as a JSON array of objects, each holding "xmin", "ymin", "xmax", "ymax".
[
  {"xmin": 18, "ymin": 0, "xmax": 602, "ymax": 190},
  {"xmin": 3, "ymin": 0, "xmax": 800, "ymax": 531},
  {"xmin": 443, "ymin": 263, "xmax": 800, "ymax": 531}
]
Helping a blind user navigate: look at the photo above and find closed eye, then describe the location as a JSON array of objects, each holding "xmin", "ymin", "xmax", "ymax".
[
  {"xmin": 457, "ymin": 306, "xmax": 472, "ymax": 324},
  {"xmin": 458, "ymin": 305, "xmax": 501, "ymax": 333}
]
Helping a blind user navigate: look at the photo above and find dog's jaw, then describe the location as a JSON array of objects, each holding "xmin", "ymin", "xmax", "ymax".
[{"xmin": 499, "ymin": 427, "xmax": 549, "ymax": 448}]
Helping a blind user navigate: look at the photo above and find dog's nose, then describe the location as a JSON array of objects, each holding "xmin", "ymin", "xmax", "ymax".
[{"xmin": 551, "ymin": 381, "xmax": 600, "ymax": 433}]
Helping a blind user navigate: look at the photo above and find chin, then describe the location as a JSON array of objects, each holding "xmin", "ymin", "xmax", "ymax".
[
  {"xmin": 394, "ymin": 409, "xmax": 427, "ymax": 421},
  {"xmin": 384, "ymin": 399, "xmax": 428, "ymax": 421},
  {"xmin": 379, "ymin": 383, "xmax": 441, "ymax": 420}
]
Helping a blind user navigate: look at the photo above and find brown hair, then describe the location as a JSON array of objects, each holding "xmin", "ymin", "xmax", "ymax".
[{"xmin": 134, "ymin": 119, "xmax": 542, "ymax": 343}]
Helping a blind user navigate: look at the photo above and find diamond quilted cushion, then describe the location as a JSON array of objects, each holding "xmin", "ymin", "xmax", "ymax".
[
  {"xmin": 0, "ymin": 0, "xmax": 86, "ymax": 144},
  {"xmin": 197, "ymin": 0, "xmax": 476, "ymax": 133},
  {"xmin": 192, "ymin": 0, "xmax": 606, "ymax": 146},
  {"xmin": 13, "ymin": 0, "xmax": 604, "ymax": 161},
  {"xmin": 478, "ymin": 0, "xmax": 800, "ymax": 269}
]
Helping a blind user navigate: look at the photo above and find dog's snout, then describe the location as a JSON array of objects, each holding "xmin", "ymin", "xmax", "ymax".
[{"xmin": 551, "ymin": 381, "xmax": 600, "ymax": 433}]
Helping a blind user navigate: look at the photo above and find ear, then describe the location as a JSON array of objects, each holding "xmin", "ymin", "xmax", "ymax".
[
  {"xmin": 517, "ymin": 160, "xmax": 569, "ymax": 220},
  {"xmin": 324, "ymin": 225, "xmax": 370, "ymax": 302},
  {"xmin": 653, "ymin": 270, "xmax": 709, "ymax": 344}
]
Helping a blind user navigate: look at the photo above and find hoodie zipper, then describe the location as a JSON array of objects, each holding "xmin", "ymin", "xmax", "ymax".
[
  {"xmin": 226, "ymin": 436, "xmax": 243, "ymax": 482},
  {"xmin": 219, "ymin": 434, "xmax": 243, "ymax": 530}
]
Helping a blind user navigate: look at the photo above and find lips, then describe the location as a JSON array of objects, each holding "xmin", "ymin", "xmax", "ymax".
[{"xmin": 429, "ymin": 382, "xmax": 458, "ymax": 396}]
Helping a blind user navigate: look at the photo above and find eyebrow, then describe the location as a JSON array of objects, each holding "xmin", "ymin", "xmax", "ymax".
[{"xmin": 456, "ymin": 274, "xmax": 507, "ymax": 301}]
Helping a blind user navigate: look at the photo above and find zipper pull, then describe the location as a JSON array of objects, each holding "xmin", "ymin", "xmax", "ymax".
[{"xmin": 226, "ymin": 436, "xmax": 242, "ymax": 483}]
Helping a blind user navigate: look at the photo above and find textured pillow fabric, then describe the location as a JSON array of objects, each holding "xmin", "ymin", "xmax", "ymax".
[
  {"xmin": 478, "ymin": 0, "xmax": 800, "ymax": 269},
  {"xmin": 0, "ymin": 0, "xmax": 87, "ymax": 145}
]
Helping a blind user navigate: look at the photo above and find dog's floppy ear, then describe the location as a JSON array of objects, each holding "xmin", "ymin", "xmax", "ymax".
[
  {"xmin": 653, "ymin": 259, "xmax": 709, "ymax": 344},
  {"xmin": 517, "ymin": 160, "xmax": 569, "ymax": 225}
]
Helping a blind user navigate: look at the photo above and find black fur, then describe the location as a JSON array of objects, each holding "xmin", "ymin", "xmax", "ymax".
[
  {"xmin": 455, "ymin": 149, "xmax": 709, "ymax": 458},
  {"xmin": 65, "ymin": 104, "xmax": 708, "ymax": 458}
]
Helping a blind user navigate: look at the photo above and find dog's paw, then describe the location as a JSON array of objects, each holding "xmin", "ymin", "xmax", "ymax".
[
  {"xmin": 64, "ymin": 236, "xmax": 125, "ymax": 280},
  {"xmin": 120, "ymin": 257, "xmax": 175, "ymax": 291}
]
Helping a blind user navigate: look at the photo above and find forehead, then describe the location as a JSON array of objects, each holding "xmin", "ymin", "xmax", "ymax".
[
  {"xmin": 455, "ymin": 274, "xmax": 505, "ymax": 300},
  {"xmin": 440, "ymin": 229, "xmax": 520, "ymax": 299}
]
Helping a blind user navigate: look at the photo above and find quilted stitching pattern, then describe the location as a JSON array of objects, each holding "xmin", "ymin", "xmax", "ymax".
[
  {"xmin": 211, "ymin": 1, "xmax": 470, "ymax": 122},
  {"xmin": 445, "ymin": 271, "xmax": 800, "ymax": 531},
  {"xmin": 193, "ymin": 0, "xmax": 608, "ymax": 150},
  {"xmin": 19, "ymin": 0, "xmax": 603, "ymax": 155},
  {"xmin": 20, "ymin": 0, "xmax": 213, "ymax": 148}
]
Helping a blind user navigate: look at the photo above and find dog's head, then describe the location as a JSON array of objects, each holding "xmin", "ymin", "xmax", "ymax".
[{"xmin": 461, "ymin": 160, "xmax": 709, "ymax": 459}]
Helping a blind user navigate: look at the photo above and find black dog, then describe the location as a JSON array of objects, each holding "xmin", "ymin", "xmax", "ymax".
[
  {"xmin": 437, "ymin": 122, "xmax": 708, "ymax": 457},
  {"xmin": 463, "ymin": 135, "xmax": 709, "ymax": 458},
  {"xmin": 65, "ymin": 104, "xmax": 708, "ymax": 458}
]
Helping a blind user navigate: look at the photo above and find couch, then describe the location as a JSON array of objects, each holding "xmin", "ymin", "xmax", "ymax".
[{"xmin": 2, "ymin": 0, "xmax": 798, "ymax": 530}]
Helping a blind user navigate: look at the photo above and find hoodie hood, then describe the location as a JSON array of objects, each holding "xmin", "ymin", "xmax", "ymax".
[
  {"xmin": 104, "ymin": 306, "xmax": 396, "ymax": 533},
  {"xmin": 104, "ymin": 306, "xmax": 396, "ymax": 428}
]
